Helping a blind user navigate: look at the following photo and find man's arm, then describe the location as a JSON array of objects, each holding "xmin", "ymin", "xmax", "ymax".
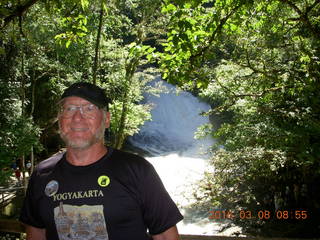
[
  {"xmin": 25, "ymin": 225, "xmax": 46, "ymax": 240},
  {"xmin": 152, "ymin": 226, "xmax": 180, "ymax": 240}
]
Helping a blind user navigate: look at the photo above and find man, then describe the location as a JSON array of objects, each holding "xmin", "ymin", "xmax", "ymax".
[{"xmin": 20, "ymin": 82, "xmax": 183, "ymax": 240}]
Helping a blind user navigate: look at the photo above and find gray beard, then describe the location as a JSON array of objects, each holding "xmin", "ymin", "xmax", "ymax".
[{"xmin": 59, "ymin": 121, "xmax": 106, "ymax": 150}]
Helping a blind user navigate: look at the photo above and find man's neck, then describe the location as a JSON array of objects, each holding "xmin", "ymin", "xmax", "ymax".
[{"xmin": 66, "ymin": 143, "xmax": 108, "ymax": 166}]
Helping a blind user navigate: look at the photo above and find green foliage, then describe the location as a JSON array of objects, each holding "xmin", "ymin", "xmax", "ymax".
[
  {"xmin": 55, "ymin": 15, "xmax": 88, "ymax": 48},
  {"xmin": 97, "ymin": 38, "xmax": 155, "ymax": 148},
  {"xmin": 110, "ymin": 100, "xmax": 152, "ymax": 139},
  {"xmin": 0, "ymin": 117, "xmax": 42, "ymax": 161},
  {"xmin": 128, "ymin": 42, "xmax": 155, "ymax": 63},
  {"xmin": 159, "ymin": 0, "xmax": 249, "ymax": 89},
  {"xmin": 0, "ymin": 84, "xmax": 42, "ymax": 185},
  {"xmin": 160, "ymin": 0, "xmax": 320, "ymax": 236},
  {"xmin": 197, "ymin": 147, "xmax": 286, "ymax": 205},
  {"xmin": 0, "ymin": 0, "xmax": 166, "ymax": 159}
]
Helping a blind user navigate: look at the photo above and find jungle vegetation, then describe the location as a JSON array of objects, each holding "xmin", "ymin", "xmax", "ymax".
[{"xmin": 1, "ymin": 0, "xmax": 319, "ymax": 237}]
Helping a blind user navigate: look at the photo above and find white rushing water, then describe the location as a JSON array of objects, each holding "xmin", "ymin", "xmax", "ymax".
[
  {"xmin": 129, "ymin": 78, "xmax": 242, "ymax": 235},
  {"xmin": 129, "ymin": 79, "xmax": 211, "ymax": 157}
]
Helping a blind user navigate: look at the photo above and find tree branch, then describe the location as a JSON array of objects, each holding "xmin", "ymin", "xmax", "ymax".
[
  {"xmin": 190, "ymin": 4, "xmax": 243, "ymax": 64},
  {"xmin": 306, "ymin": 0, "xmax": 320, "ymax": 14},
  {"xmin": 1, "ymin": 0, "xmax": 38, "ymax": 30},
  {"xmin": 279, "ymin": 0, "xmax": 320, "ymax": 37}
]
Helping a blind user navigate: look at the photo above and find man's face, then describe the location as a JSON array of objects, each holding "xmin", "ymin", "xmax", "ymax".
[{"xmin": 58, "ymin": 96, "xmax": 110, "ymax": 150}]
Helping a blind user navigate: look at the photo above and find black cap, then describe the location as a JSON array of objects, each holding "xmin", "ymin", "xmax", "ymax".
[{"xmin": 61, "ymin": 82, "xmax": 109, "ymax": 108}]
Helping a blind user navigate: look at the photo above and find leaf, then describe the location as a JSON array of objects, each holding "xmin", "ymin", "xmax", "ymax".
[
  {"xmin": 184, "ymin": 3, "xmax": 192, "ymax": 9},
  {"xmin": 128, "ymin": 42, "xmax": 137, "ymax": 48},
  {"xmin": 300, "ymin": 55, "xmax": 310, "ymax": 63},
  {"xmin": 80, "ymin": 0, "xmax": 89, "ymax": 10},
  {"xmin": 66, "ymin": 40, "xmax": 71, "ymax": 48},
  {"xmin": 162, "ymin": 3, "xmax": 177, "ymax": 13},
  {"xmin": 230, "ymin": 23, "xmax": 238, "ymax": 32},
  {"xmin": 102, "ymin": 2, "xmax": 108, "ymax": 13},
  {"xmin": 146, "ymin": 53, "xmax": 154, "ymax": 62},
  {"xmin": 147, "ymin": 47, "xmax": 155, "ymax": 53}
]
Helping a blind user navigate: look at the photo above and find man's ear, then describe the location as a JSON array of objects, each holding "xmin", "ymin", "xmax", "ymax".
[{"xmin": 105, "ymin": 112, "xmax": 111, "ymax": 128}]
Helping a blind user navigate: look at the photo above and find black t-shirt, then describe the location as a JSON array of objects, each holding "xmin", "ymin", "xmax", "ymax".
[{"xmin": 20, "ymin": 148, "xmax": 183, "ymax": 240}]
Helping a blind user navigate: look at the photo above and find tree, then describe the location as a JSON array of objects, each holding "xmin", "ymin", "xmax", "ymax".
[
  {"xmin": 93, "ymin": 0, "xmax": 165, "ymax": 149},
  {"xmin": 159, "ymin": 0, "xmax": 320, "ymax": 237}
]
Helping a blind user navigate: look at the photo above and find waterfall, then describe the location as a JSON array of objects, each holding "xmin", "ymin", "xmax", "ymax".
[
  {"xmin": 128, "ymin": 77, "xmax": 233, "ymax": 235},
  {"xmin": 129, "ymin": 77, "xmax": 242, "ymax": 235},
  {"xmin": 129, "ymin": 77, "xmax": 212, "ymax": 157}
]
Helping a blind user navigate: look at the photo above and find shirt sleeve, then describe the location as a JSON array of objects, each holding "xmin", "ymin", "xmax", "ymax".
[
  {"xmin": 19, "ymin": 171, "xmax": 45, "ymax": 228},
  {"xmin": 140, "ymin": 163, "xmax": 183, "ymax": 235}
]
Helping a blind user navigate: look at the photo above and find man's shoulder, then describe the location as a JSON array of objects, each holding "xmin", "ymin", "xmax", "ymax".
[
  {"xmin": 108, "ymin": 148, "xmax": 157, "ymax": 189},
  {"xmin": 36, "ymin": 151, "xmax": 65, "ymax": 174},
  {"xmin": 110, "ymin": 148, "xmax": 153, "ymax": 170}
]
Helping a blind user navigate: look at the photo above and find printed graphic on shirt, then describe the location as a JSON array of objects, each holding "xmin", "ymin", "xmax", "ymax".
[
  {"xmin": 52, "ymin": 190, "xmax": 104, "ymax": 202},
  {"xmin": 54, "ymin": 202, "xmax": 108, "ymax": 240}
]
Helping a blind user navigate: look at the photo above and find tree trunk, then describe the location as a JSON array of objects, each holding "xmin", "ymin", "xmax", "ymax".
[
  {"xmin": 92, "ymin": 3, "xmax": 104, "ymax": 85},
  {"xmin": 113, "ymin": 56, "xmax": 139, "ymax": 149},
  {"xmin": 20, "ymin": 48, "xmax": 26, "ymax": 186},
  {"xmin": 114, "ymin": 92, "xmax": 128, "ymax": 149},
  {"xmin": 29, "ymin": 75, "xmax": 36, "ymax": 177}
]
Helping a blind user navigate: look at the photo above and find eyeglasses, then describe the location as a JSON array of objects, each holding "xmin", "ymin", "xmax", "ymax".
[{"xmin": 59, "ymin": 104, "xmax": 100, "ymax": 119}]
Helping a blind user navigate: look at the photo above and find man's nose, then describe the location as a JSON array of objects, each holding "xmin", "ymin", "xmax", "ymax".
[{"xmin": 72, "ymin": 107, "xmax": 84, "ymax": 120}]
